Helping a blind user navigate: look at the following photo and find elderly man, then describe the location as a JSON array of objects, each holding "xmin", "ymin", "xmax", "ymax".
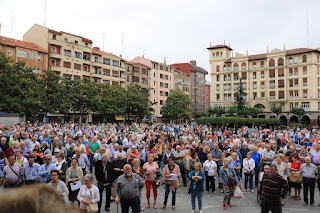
[
  {"xmin": 299, "ymin": 157, "xmax": 318, "ymax": 206},
  {"xmin": 38, "ymin": 154, "xmax": 56, "ymax": 183},
  {"xmin": 310, "ymin": 144, "xmax": 320, "ymax": 166},
  {"xmin": 93, "ymin": 146, "xmax": 106, "ymax": 162},
  {"xmin": 29, "ymin": 136, "xmax": 40, "ymax": 152},
  {"xmin": 0, "ymin": 137, "xmax": 9, "ymax": 156},
  {"xmin": 95, "ymin": 153, "xmax": 114, "ymax": 212},
  {"xmin": 173, "ymin": 145, "xmax": 186, "ymax": 186},
  {"xmin": 251, "ymin": 146, "xmax": 261, "ymax": 186},
  {"xmin": 262, "ymin": 144, "xmax": 275, "ymax": 169},
  {"xmin": 3, "ymin": 155, "xmax": 23, "ymax": 188},
  {"xmin": 115, "ymin": 164, "xmax": 144, "ymax": 213},
  {"xmin": 23, "ymin": 156, "xmax": 40, "ymax": 184},
  {"xmin": 16, "ymin": 141, "xmax": 30, "ymax": 158},
  {"xmin": 72, "ymin": 148, "xmax": 89, "ymax": 175}
]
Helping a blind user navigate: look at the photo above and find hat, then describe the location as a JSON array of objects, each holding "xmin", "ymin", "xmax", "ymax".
[
  {"xmin": 69, "ymin": 144, "xmax": 75, "ymax": 149},
  {"xmin": 54, "ymin": 148, "xmax": 61, "ymax": 153}
]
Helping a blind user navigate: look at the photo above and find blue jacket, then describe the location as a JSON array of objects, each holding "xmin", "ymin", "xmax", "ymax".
[
  {"xmin": 219, "ymin": 167, "xmax": 239, "ymax": 186},
  {"xmin": 189, "ymin": 170, "xmax": 205, "ymax": 192}
]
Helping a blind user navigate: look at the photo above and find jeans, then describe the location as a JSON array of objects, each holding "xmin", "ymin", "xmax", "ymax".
[
  {"xmin": 191, "ymin": 190, "xmax": 203, "ymax": 210},
  {"xmin": 254, "ymin": 169, "xmax": 260, "ymax": 186},
  {"xmin": 260, "ymin": 200, "xmax": 282, "ymax": 213},
  {"xmin": 88, "ymin": 154, "xmax": 94, "ymax": 173},
  {"xmin": 98, "ymin": 182, "xmax": 111, "ymax": 211},
  {"xmin": 120, "ymin": 197, "xmax": 140, "ymax": 213},
  {"xmin": 163, "ymin": 185, "xmax": 177, "ymax": 206},
  {"xmin": 302, "ymin": 177, "xmax": 316, "ymax": 204},
  {"xmin": 244, "ymin": 173, "xmax": 253, "ymax": 189}
]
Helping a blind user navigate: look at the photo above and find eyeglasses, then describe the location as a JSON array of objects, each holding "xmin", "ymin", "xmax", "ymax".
[{"xmin": 45, "ymin": 158, "xmax": 51, "ymax": 160}]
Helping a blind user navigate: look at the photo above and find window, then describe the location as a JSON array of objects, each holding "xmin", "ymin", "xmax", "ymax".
[
  {"xmin": 261, "ymin": 61, "xmax": 264, "ymax": 68},
  {"xmin": 64, "ymin": 38, "xmax": 68, "ymax": 42},
  {"xmin": 217, "ymin": 94, "xmax": 220, "ymax": 101},
  {"xmin": 303, "ymin": 55, "xmax": 307, "ymax": 63},
  {"xmin": 85, "ymin": 43, "xmax": 88, "ymax": 47},
  {"xmin": 242, "ymin": 72, "xmax": 247, "ymax": 80},
  {"xmin": 103, "ymin": 58, "xmax": 110, "ymax": 65},
  {"xmin": 278, "ymin": 68, "xmax": 284, "ymax": 77},
  {"xmin": 7, "ymin": 49, "xmax": 13, "ymax": 56},
  {"xmin": 160, "ymin": 74, "xmax": 164, "ymax": 79},
  {"xmin": 241, "ymin": 62, "xmax": 247, "ymax": 70},
  {"xmin": 63, "ymin": 61, "xmax": 71, "ymax": 68},
  {"xmin": 50, "ymin": 59, "xmax": 56, "ymax": 66},
  {"xmin": 28, "ymin": 52, "xmax": 37, "ymax": 59},
  {"xmin": 253, "ymin": 72, "xmax": 256, "ymax": 79},
  {"xmin": 294, "ymin": 56, "xmax": 298, "ymax": 64},
  {"xmin": 74, "ymin": 63, "xmax": 81, "ymax": 71},
  {"xmin": 160, "ymin": 100, "xmax": 164, "ymax": 105},
  {"xmin": 269, "ymin": 69, "xmax": 275, "ymax": 78},
  {"xmin": 227, "ymin": 65, "xmax": 231, "ymax": 71},
  {"xmin": 233, "ymin": 63, "xmax": 239, "ymax": 71},
  {"xmin": 51, "ymin": 47, "xmax": 56, "ymax": 54},
  {"xmin": 74, "ymin": 52, "xmax": 82, "ymax": 59},
  {"xmin": 216, "ymin": 75, "xmax": 220, "ymax": 81},
  {"xmin": 303, "ymin": 78, "xmax": 307, "ymax": 86},
  {"xmin": 261, "ymin": 82, "xmax": 265, "ymax": 89},
  {"xmin": 37, "ymin": 55, "xmax": 41, "ymax": 61},
  {"xmin": 278, "ymin": 58, "xmax": 284, "ymax": 66},
  {"xmin": 75, "ymin": 40, "xmax": 78, "ymax": 44},
  {"xmin": 253, "ymin": 82, "xmax": 257, "ymax": 89},
  {"xmin": 64, "ymin": 50, "xmax": 71, "ymax": 56},
  {"xmin": 278, "ymin": 79, "xmax": 284, "ymax": 88},
  {"xmin": 269, "ymin": 59, "xmax": 275, "ymax": 67},
  {"xmin": 216, "ymin": 65, "xmax": 220, "ymax": 72},
  {"xmin": 303, "ymin": 66, "xmax": 307, "ymax": 74},
  {"xmin": 52, "ymin": 34, "xmax": 56, "ymax": 40},
  {"xmin": 303, "ymin": 90, "xmax": 308, "ymax": 98},
  {"xmin": 18, "ymin": 50, "xmax": 26, "ymax": 58},
  {"xmin": 212, "ymin": 52, "xmax": 215, "ymax": 57},
  {"xmin": 253, "ymin": 62, "xmax": 256, "ymax": 69},
  {"xmin": 223, "ymin": 65, "xmax": 226, "ymax": 71},
  {"xmin": 83, "ymin": 65, "xmax": 89, "ymax": 71},
  {"xmin": 160, "ymin": 82, "xmax": 164, "ymax": 87},
  {"xmin": 261, "ymin": 71, "xmax": 264, "ymax": 78},
  {"xmin": 288, "ymin": 57, "xmax": 293, "ymax": 65},
  {"xmin": 302, "ymin": 102, "xmax": 309, "ymax": 110},
  {"xmin": 112, "ymin": 61, "xmax": 119, "ymax": 67}
]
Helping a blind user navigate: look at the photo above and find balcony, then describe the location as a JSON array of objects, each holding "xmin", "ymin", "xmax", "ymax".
[
  {"xmin": 49, "ymin": 39, "xmax": 63, "ymax": 46},
  {"xmin": 50, "ymin": 53, "xmax": 62, "ymax": 59},
  {"xmin": 92, "ymin": 61, "xmax": 102, "ymax": 67},
  {"xmin": 303, "ymin": 108, "xmax": 310, "ymax": 112},
  {"xmin": 261, "ymin": 85, "xmax": 265, "ymax": 89},
  {"xmin": 269, "ymin": 96, "xmax": 275, "ymax": 99},
  {"xmin": 269, "ymin": 83, "xmax": 275, "ymax": 89},
  {"xmin": 303, "ymin": 82, "xmax": 308, "ymax": 86},
  {"xmin": 50, "ymin": 65, "xmax": 62, "ymax": 72}
]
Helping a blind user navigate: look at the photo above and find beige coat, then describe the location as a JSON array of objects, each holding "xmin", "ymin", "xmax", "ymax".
[
  {"xmin": 65, "ymin": 166, "xmax": 84, "ymax": 184},
  {"xmin": 164, "ymin": 163, "xmax": 180, "ymax": 191}
]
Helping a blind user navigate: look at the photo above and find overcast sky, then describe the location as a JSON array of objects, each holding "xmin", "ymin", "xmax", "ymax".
[{"xmin": 1, "ymin": 0, "xmax": 320, "ymax": 82}]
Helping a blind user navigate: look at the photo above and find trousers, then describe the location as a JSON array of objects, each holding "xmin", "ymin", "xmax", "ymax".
[{"xmin": 260, "ymin": 200, "xmax": 282, "ymax": 213}]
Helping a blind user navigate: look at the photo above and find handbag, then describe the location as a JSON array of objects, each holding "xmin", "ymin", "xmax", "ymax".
[
  {"xmin": 224, "ymin": 169, "xmax": 236, "ymax": 187},
  {"xmin": 85, "ymin": 187, "xmax": 98, "ymax": 213},
  {"xmin": 289, "ymin": 172, "xmax": 302, "ymax": 183}
]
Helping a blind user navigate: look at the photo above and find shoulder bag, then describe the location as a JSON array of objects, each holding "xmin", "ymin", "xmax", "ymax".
[{"xmin": 85, "ymin": 187, "xmax": 98, "ymax": 213}]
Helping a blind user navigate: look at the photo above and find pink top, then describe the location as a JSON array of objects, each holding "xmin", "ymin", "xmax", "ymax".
[
  {"xmin": 164, "ymin": 163, "xmax": 180, "ymax": 191},
  {"xmin": 143, "ymin": 162, "xmax": 159, "ymax": 181}
]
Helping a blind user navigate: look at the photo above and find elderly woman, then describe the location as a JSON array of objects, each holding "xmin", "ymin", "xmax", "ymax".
[
  {"xmin": 243, "ymin": 152, "xmax": 255, "ymax": 192},
  {"xmin": 289, "ymin": 154, "xmax": 302, "ymax": 200},
  {"xmin": 143, "ymin": 154, "xmax": 160, "ymax": 209},
  {"xmin": 55, "ymin": 152, "xmax": 67, "ymax": 182},
  {"xmin": 66, "ymin": 158, "xmax": 84, "ymax": 206},
  {"xmin": 15, "ymin": 150, "xmax": 28, "ymax": 167},
  {"xmin": 203, "ymin": 153, "xmax": 217, "ymax": 192},
  {"xmin": 77, "ymin": 174, "xmax": 100, "ymax": 213},
  {"xmin": 132, "ymin": 158, "xmax": 144, "ymax": 211},
  {"xmin": 48, "ymin": 169, "xmax": 69, "ymax": 203},
  {"xmin": 162, "ymin": 155, "xmax": 180, "ymax": 210},
  {"xmin": 219, "ymin": 158, "xmax": 239, "ymax": 210},
  {"xmin": 189, "ymin": 162, "xmax": 205, "ymax": 213},
  {"xmin": 229, "ymin": 152, "xmax": 241, "ymax": 181}
]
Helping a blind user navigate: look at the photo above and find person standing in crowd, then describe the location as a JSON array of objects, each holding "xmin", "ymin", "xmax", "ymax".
[
  {"xmin": 203, "ymin": 153, "xmax": 217, "ymax": 193},
  {"xmin": 310, "ymin": 144, "xmax": 320, "ymax": 166},
  {"xmin": 0, "ymin": 151, "xmax": 8, "ymax": 171},
  {"xmin": 66, "ymin": 144, "xmax": 75, "ymax": 167},
  {"xmin": 95, "ymin": 153, "xmax": 114, "ymax": 212},
  {"xmin": 189, "ymin": 162, "xmax": 205, "ymax": 213},
  {"xmin": 88, "ymin": 137, "xmax": 100, "ymax": 173},
  {"xmin": 243, "ymin": 152, "xmax": 255, "ymax": 192},
  {"xmin": 66, "ymin": 158, "xmax": 84, "ymax": 207},
  {"xmin": 3, "ymin": 155, "xmax": 23, "ymax": 188},
  {"xmin": 143, "ymin": 154, "xmax": 160, "ymax": 209},
  {"xmin": 173, "ymin": 145, "xmax": 186, "ymax": 186},
  {"xmin": 289, "ymin": 154, "xmax": 302, "ymax": 201},
  {"xmin": 77, "ymin": 174, "xmax": 100, "ymax": 213},
  {"xmin": 132, "ymin": 158, "xmax": 144, "ymax": 211},
  {"xmin": 73, "ymin": 148, "xmax": 89, "ymax": 175},
  {"xmin": 229, "ymin": 152, "xmax": 241, "ymax": 181},
  {"xmin": 259, "ymin": 164, "xmax": 288, "ymax": 213},
  {"xmin": 219, "ymin": 158, "xmax": 239, "ymax": 210},
  {"xmin": 299, "ymin": 157, "xmax": 318, "ymax": 206},
  {"xmin": 48, "ymin": 169, "xmax": 69, "ymax": 203},
  {"xmin": 55, "ymin": 152, "xmax": 67, "ymax": 182},
  {"xmin": 15, "ymin": 150, "xmax": 27, "ymax": 167},
  {"xmin": 23, "ymin": 156, "xmax": 40, "ymax": 184},
  {"xmin": 262, "ymin": 144, "xmax": 275, "ymax": 170},
  {"xmin": 162, "ymin": 155, "xmax": 180, "ymax": 210},
  {"xmin": 251, "ymin": 146, "xmax": 261, "ymax": 187},
  {"xmin": 115, "ymin": 164, "xmax": 145, "ymax": 213},
  {"xmin": 0, "ymin": 137, "xmax": 9, "ymax": 156},
  {"xmin": 38, "ymin": 154, "xmax": 56, "ymax": 183}
]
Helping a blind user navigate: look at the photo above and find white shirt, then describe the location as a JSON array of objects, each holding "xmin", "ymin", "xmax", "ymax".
[
  {"xmin": 243, "ymin": 158, "xmax": 255, "ymax": 173},
  {"xmin": 203, "ymin": 160, "xmax": 217, "ymax": 176}
]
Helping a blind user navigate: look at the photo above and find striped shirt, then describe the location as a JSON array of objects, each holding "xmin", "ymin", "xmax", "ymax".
[{"xmin": 259, "ymin": 173, "xmax": 288, "ymax": 202}]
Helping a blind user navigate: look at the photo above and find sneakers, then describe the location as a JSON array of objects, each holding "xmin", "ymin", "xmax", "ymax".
[
  {"xmin": 226, "ymin": 203, "xmax": 232, "ymax": 207},
  {"xmin": 222, "ymin": 205, "xmax": 227, "ymax": 210}
]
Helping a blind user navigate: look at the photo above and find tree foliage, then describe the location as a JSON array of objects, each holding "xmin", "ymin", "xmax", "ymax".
[
  {"xmin": 196, "ymin": 116, "xmax": 280, "ymax": 127},
  {"xmin": 234, "ymin": 78, "xmax": 247, "ymax": 112},
  {"xmin": 290, "ymin": 107, "xmax": 306, "ymax": 119},
  {"xmin": 270, "ymin": 104, "xmax": 283, "ymax": 119},
  {"xmin": 160, "ymin": 89, "xmax": 191, "ymax": 120},
  {"xmin": 207, "ymin": 106, "xmax": 225, "ymax": 117}
]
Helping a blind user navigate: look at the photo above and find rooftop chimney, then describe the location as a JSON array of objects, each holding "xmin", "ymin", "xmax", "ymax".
[{"xmin": 190, "ymin": 60, "xmax": 196, "ymax": 66}]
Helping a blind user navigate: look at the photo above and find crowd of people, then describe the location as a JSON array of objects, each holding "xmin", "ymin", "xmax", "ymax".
[{"xmin": 0, "ymin": 122, "xmax": 319, "ymax": 213}]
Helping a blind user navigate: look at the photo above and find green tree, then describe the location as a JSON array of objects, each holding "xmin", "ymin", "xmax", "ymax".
[
  {"xmin": 207, "ymin": 106, "xmax": 225, "ymax": 117},
  {"xmin": 270, "ymin": 104, "xmax": 283, "ymax": 119},
  {"xmin": 160, "ymin": 89, "xmax": 191, "ymax": 121},
  {"xmin": 126, "ymin": 85, "xmax": 152, "ymax": 120},
  {"xmin": 234, "ymin": 78, "xmax": 247, "ymax": 113},
  {"xmin": 226, "ymin": 106, "xmax": 237, "ymax": 116},
  {"xmin": 290, "ymin": 107, "xmax": 306, "ymax": 120},
  {"xmin": 240, "ymin": 107, "xmax": 262, "ymax": 118}
]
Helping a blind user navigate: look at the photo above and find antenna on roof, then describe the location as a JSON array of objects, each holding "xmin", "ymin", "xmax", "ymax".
[
  {"xmin": 11, "ymin": 9, "xmax": 13, "ymax": 37},
  {"xmin": 44, "ymin": 0, "xmax": 47, "ymax": 26},
  {"xmin": 103, "ymin": 33, "xmax": 105, "ymax": 51},
  {"xmin": 121, "ymin": 33, "xmax": 124, "ymax": 57},
  {"xmin": 306, "ymin": 9, "xmax": 309, "ymax": 48},
  {"xmin": 164, "ymin": 57, "xmax": 166, "ymax": 65}
]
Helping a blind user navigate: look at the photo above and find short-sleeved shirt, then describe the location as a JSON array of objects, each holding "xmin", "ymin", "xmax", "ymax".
[
  {"xmin": 311, "ymin": 151, "xmax": 320, "ymax": 165},
  {"xmin": 299, "ymin": 163, "xmax": 318, "ymax": 178},
  {"xmin": 143, "ymin": 162, "xmax": 159, "ymax": 181},
  {"xmin": 89, "ymin": 142, "xmax": 100, "ymax": 154},
  {"xmin": 262, "ymin": 150, "xmax": 275, "ymax": 164},
  {"xmin": 173, "ymin": 151, "xmax": 184, "ymax": 166}
]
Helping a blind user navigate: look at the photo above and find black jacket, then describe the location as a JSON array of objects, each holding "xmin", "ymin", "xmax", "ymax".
[{"xmin": 95, "ymin": 160, "xmax": 115, "ymax": 184}]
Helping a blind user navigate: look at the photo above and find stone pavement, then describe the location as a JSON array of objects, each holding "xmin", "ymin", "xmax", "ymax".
[{"xmin": 104, "ymin": 181, "xmax": 320, "ymax": 213}]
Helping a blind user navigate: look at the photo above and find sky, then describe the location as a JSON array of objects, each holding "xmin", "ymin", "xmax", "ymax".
[{"xmin": 1, "ymin": 0, "xmax": 320, "ymax": 82}]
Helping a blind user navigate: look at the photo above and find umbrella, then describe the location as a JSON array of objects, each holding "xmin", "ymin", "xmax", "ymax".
[{"xmin": 262, "ymin": 129, "xmax": 271, "ymax": 132}]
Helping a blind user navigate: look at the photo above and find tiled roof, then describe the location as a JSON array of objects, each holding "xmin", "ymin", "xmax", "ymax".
[
  {"xmin": 0, "ymin": 35, "xmax": 48, "ymax": 53},
  {"xmin": 92, "ymin": 47, "xmax": 120, "ymax": 59},
  {"xmin": 171, "ymin": 63, "xmax": 208, "ymax": 75},
  {"xmin": 49, "ymin": 30, "xmax": 93, "ymax": 44},
  {"xmin": 248, "ymin": 53, "xmax": 266, "ymax": 61},
  {"xmin": 207, "ymin": 44, "xmax": 233, "ymax": 51},
  {"xmin": 286, "ymin": 48, "xmax": 319, "ymax": 56},
  {"xmin": 126, "ymin": 61, "xmax": 151, "ymax": 69}
]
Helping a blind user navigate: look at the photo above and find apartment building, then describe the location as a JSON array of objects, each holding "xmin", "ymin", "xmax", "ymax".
[
  {"xmin": 91, "ymin": 47, "xmax": 126, "ymax": 86},
  {"xmin": 173, "ymin": 68, "xmax": 191, "ymax": 97},
  {"xmin": 208, "ymin": 43, "xmax": 320, "ymax": 126},
  {"xmin": 205, "ymin": 83, "xmax": 211, "ymax": 111},
  {"xmin": 125, "ymin": 61, "xmax": 151, "ymax": 89},
  {"xmin": 171, "ymin": 61, "xmax": 208, "ymax": 114},
  {"xmin": 0, "ymin": 35, "xmax": 48, "ymax": 74},
  {"xmin": 131, "ymin": 56, "xmax": 174, "ymax": 120}
]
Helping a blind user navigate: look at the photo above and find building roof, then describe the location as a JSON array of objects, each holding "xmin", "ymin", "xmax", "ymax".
[
  {"xmin": 0, "ymin": 35, "xmax": 48, "ymax": 53},
  {"xmin": 171, "ymin": 63, "xmax": 208, "ymax": 75},
  {"xmin": 126, "ymin": 61, "xmax": 151, "ymax": 69},
  {"xmin": 92, "ymin": 47, "xmax": 121, "ymax": 59},
  {"xmin": 207, "ymin": 44, "xmax": 233, "ymax": 51}
]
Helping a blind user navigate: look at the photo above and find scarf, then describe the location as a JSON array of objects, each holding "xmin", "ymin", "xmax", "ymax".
[{"xmin": 55, "ymin": 159, "xmax": 65, "ymax": 170}]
